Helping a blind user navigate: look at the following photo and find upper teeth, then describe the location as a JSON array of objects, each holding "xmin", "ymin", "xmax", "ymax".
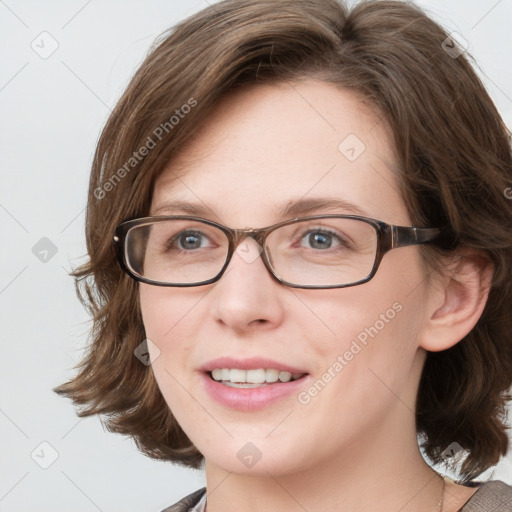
[{"xmin": 211, "ymin": 368, "xmax": 303, "ymax": 384}]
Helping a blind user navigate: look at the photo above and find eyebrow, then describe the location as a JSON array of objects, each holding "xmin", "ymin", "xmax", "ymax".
[{"xmin": 151, "ymin": 197, "xmax": 369, "ymax": 220}]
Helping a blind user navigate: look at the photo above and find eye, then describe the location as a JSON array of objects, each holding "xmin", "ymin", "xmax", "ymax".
[
  {"xmin": 172, "ymin": 230, "xmax": 211, "ymax": 250},
  {"xmin": 300, "ymin": 229, "xmax": 344, "ymax": 250}
]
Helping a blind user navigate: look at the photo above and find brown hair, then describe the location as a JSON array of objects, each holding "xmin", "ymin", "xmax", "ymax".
[{"xmin": 54, "ymin": 0, "xmax": 512, "ymax": 481}]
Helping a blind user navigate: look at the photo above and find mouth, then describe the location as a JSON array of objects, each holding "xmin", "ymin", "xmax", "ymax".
[
  {"xmin": 208, "ymin": 368, "xmax": 308, "ymax": 388},
  {"xmin": 200, "ymin": 358, "xmax": 310, "ymax": 410}
]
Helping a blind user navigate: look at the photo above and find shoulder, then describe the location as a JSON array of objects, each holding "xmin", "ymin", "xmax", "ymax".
[
  {"xmin": 461, "ymin": 480, "xmax": 512, "ymax": 511},
  {"xmin": 160, "ymin": 488, "xmax": 207, "ymax": 512}
]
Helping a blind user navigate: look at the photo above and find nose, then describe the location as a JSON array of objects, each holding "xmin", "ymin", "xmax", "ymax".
[{"xmin": 210, "ymin": 237, "xmax": 285, "ymax": 333}]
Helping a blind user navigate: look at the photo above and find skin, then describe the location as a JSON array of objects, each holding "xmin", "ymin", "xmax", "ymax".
[{"xmin": 140, "ymin": 80, "xmax": 491, "ymax": 512}]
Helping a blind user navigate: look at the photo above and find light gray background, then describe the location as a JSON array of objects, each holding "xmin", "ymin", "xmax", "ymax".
[{"xmin": 1, "ymin": 1, "xmax": 511, "ymax": 511}]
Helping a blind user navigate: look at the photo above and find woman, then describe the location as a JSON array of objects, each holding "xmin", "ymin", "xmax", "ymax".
[{"xmin": 54, "ymin": 0, "xmax": 512, "ymax": 510}]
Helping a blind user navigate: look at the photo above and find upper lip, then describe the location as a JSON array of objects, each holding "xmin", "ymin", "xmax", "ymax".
[{"xmin": 200, "ymin": 357, "xmax": 308, "ymax": 374}]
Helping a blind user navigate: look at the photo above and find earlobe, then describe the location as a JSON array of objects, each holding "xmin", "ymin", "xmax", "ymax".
[{"xmin": 419, "ymin": 251, "xmax": 494, "ymax": 352}]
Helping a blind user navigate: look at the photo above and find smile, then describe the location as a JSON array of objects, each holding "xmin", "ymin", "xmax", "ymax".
[{"xmin": 210, "ymin": 368, "xmax": 305, "ymax": 386}]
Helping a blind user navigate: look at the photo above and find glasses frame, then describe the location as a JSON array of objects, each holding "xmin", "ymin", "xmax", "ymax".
[{"xmin": 113, "ymin": 214, "xmax": 455, "ymax": 289}]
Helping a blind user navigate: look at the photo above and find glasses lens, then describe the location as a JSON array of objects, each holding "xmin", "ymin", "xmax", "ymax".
[
  {"xmin": 266, "ymin": 217, "xmax": 378, "ymax": 287},
  {"xmin": 125, "ymin": 219, "xmax": 229, "ymax": 285}
]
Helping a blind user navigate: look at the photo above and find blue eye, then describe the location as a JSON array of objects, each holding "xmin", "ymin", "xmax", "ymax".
[
  {"xmin": 174, "ymin": 230, "xmax": 209, "ymax": 250},
  {"xmin": 300, "ymin": 230, "xmax": 343, "ymax": 250}
]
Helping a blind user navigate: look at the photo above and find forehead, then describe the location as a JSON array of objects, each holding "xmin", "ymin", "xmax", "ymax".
[{"xmin": 152, "ymin": 80, "xmax": 409, "ymax": 227}]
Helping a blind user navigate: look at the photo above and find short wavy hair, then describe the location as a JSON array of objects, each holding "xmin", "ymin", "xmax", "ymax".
[{"xmin": 54, "ymin": 0, "xmax": 512, "ymax": 482}]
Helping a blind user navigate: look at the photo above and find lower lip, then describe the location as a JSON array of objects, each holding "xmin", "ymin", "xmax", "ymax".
[{"xmin": 201, "ymin": 372, "xmax": 309, "ymax": 411}]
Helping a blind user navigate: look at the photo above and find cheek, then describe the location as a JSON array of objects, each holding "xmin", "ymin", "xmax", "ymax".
[
  {"xmin": 305, "ymin": 248, "xmax": 428, "ymax": 377},
  {"xmin": 302, "ymin": 291, "xmax": 411, "ymax": 392},
  {"xmin": 139, "ymin": 284, "xmax": 200, "ymax": 340},
  {"xmin": 139, "ymin": 285, "xmax": 208, "ymax": 377},
  {"xmin": 139, "ymin": 286, "xmax": 206, "ymax": 428},
  {"xmin": 140, "ymin": 284, "xmax": 170, "ymax": 338},
  {"xmin": 139, "ymin": 285, "xmax": 198, "ymax": 388},
  {"xmin": 292, "ymin": 279, "xmax": 425, "ymax": 449}
]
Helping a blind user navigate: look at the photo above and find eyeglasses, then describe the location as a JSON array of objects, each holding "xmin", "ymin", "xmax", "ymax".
[{"xmin": 112, "ymin": 214, "xmax": 455, "ymax": 289}]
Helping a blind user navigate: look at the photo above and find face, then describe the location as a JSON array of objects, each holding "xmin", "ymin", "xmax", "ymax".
[{"xmin": 140, "ymin": 80, "xmax": 432, "ymax": 477}]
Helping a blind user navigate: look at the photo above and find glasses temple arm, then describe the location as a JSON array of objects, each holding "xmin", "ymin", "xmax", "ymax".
[{"xmin": 392, "ymin": 225, "xmax": 458, "ymax": 249}]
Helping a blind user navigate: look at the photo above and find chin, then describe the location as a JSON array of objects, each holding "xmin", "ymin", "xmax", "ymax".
[{"xmin": 200, "ymin": 436, "xmax": 312, "ymax": 477}]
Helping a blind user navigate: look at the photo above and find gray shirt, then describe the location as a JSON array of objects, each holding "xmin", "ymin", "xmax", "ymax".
[{"xmin": 161, "ymin": 480, "xmax": 512, "ymax": 511}]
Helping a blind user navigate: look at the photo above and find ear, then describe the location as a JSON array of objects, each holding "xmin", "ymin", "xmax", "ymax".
[{"xmin": 419, "ymin": 250, "xmax": 494, "ymax": 352}]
